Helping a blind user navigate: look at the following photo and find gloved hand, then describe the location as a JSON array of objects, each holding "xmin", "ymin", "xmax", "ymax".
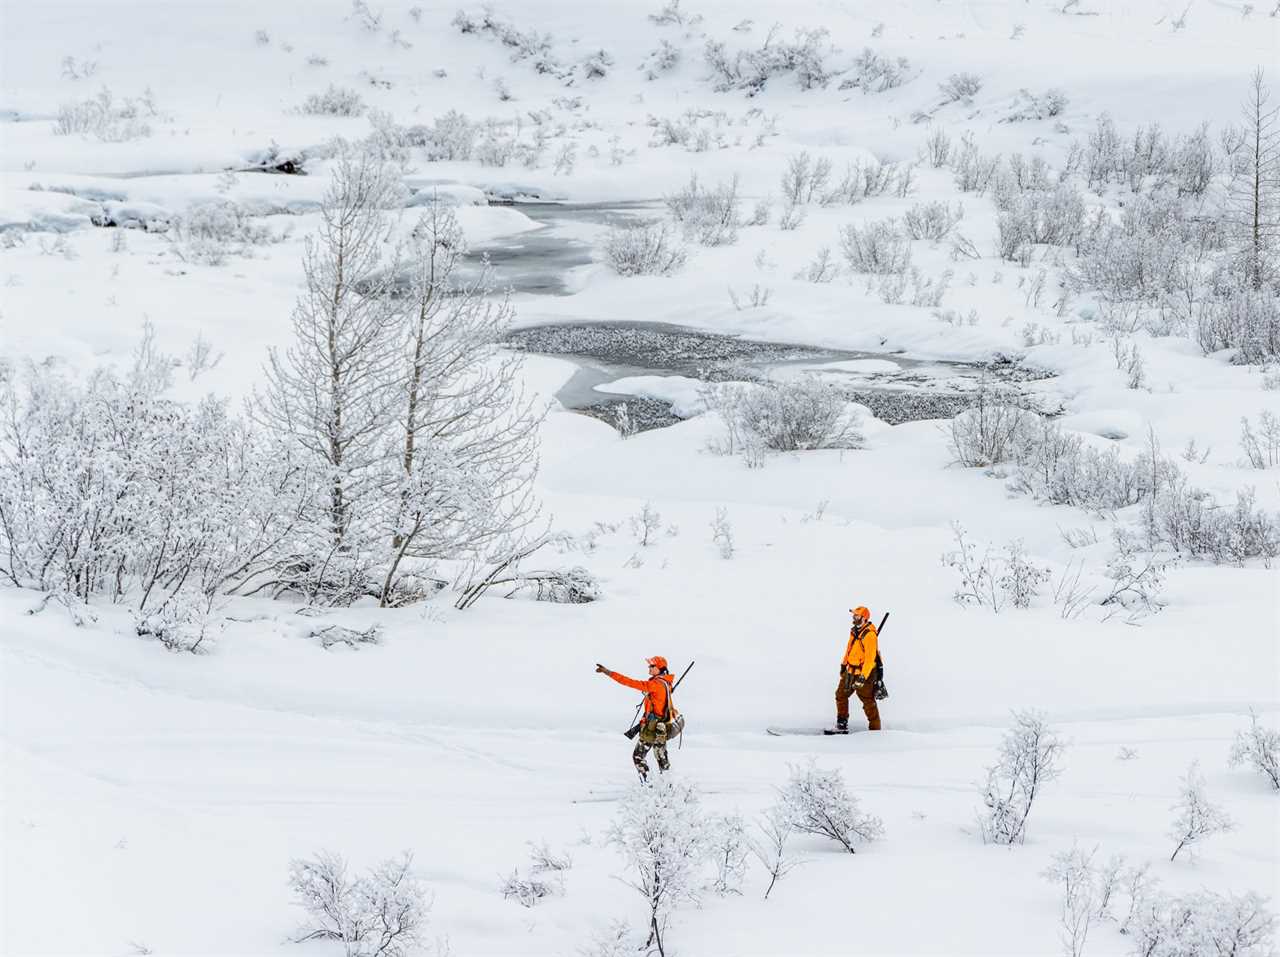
[{"xmin": 595, "ymin": 663, "xmax": 607, "ymax": 674}]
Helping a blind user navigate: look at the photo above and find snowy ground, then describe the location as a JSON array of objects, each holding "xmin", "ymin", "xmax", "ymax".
[{"xmin": 3, "ymin": 0, "xmax": 1279, "ymax": 954}]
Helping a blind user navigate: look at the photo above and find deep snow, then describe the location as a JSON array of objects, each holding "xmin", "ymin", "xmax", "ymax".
[{"xmin": 2, "ymin": 0, "xmax": 1279, "ymax": 955}]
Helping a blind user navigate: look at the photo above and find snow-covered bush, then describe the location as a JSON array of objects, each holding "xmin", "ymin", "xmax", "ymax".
[
  {"xmin": 842, "ymin": 47, "xmax": 911, "ymax": 93},
  {"xmin": 796, "ymin": 246, "xmax": 838, "ymax": 282},
  {"xmin": 607, "ymin": 777, "xmax": 709, "ymax": 957},
  {"xmin": 1240, "ymin": 410, "xmax": 1280, "ymax": 468},
  {"xmin": 299, "ymin": 84, "xmax": 366, "ymax": 116},
  {"xmin": 942, "ymin": 524, "xmax": 1050, "ymax": 612},
  {"xmin": 780, "ymin": 151, "xmax": 833, "ymax": 206},
  {"xmin": 710, "ymin": 507, "xmax": 735, "ymax": 559},
  {"xmin": 1004, "ymin": 88, "xmax": 1069, "ymax": 122},
  {"xmin": 171, "ymin": 199, "xmax": 278, "ymax": 265},
  {"xmin": 903, "ymin": 201, "xmax": 963, "ymax": 241},
  {"xmin": 939, "ymin": 72, "xmax": 983, "ymax": 104},
  {"xmin": 289, "ymin": 851, "xmax": 427, "ymax": 957},
  {"xmin": 923, "ymin": 127, "xmax": 951, "ymax": 167},
  {"xmin": 1129, "ymin": 890, "xmax": 1275, "ymax": 957},
  {"xmin": 1040, "ymin": 845, "xmax": 1101, "ymax": 957},
  {"xmin": 665, "ymin": 173, "xmax": 742, "ymax": 245},
  {"xmin": 838, "ymin": 218, "xmax": 912, "ymax": 275},
  {"xmin": 722, "ymin": 376, "xmax": 862, "ymax": 453},
  {"xmin": 630, "ymin": 502, "xmax": 662, "ymax": 547},
  {"xmin": 1149, "ymin": 480, "xmax": 1280, "ymax": 564},
  {"xmin": 640, "ymin": 39, "xmax": 681, "ymax": 79},
  {"xmin": 977, "ymin": 710, "xmax": 1065, "ymax": 845},
  {"xmin": 951, "ymin": 135, "xmax": 1001, "ymax": 193},
  {"xmin": 1168, "ymin": 762, "xmax": 1234, "ymax": 862},
  {"xmin": 452, "ymin": 9, "xmax": 575, "ymax": 83},
  {"xmin": 134, "ymin": 587, "xmax": 222, "ymax": 653},
  {"xmin": 704, "ymin": 28, "xmax": 833, "ymax": 95},
  {"xmin": 750, "ymin": 806, "xmax": 800, "ymax": 901},
  {"xmin": 501, "ymin": 843, "xmax": 571, "ymax": 909},
  {"xmin": 54, "ymin": 87, "xmax": 156, "ymax": 141},
  {"xmin": 1099, "ymin": 527, "xmax": 1170, "ymax": 615},
  {"xmin": 602, "ymin": 221, "xmax": 688, "ymax": 276},
  {"xmin": 708, "ymin": 812, "xmax": 750, "ymax": 895},
  {"xmin": 996, "ymin": 184, "xmax": 1087, "ymax": 261},
  {"xmin": 777, "ymin": 761, "xmax": 884, "ymax": 854},
  {"xmin": 948, "ymin": 385, "xmax": 1036, "ymax": 467},
  {"xmin": 420, "ymin": 109, "xmax": 477, "ymax": 161},
  {"xmin": 1229, "ymin": 711, "xmax": 1280, "ymax": 790},
  {"xmin": 1196, "ymin": 289, "xmax": 1280, "ymax": 362},
  {"xmin": 0, "ymin": 331, "xmax": 301, "ymax": 612}
]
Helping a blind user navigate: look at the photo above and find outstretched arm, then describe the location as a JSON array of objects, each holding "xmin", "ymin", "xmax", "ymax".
[{"xmin": 595, "ymin": 664, "xmax": 648, "ymax": 692}]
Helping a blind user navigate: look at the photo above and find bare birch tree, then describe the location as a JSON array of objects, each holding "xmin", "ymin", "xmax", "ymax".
[
  {"xmin": 258, "ymin": 147, "xmax": 403, "ymax": 588},
  {"xmin": 1230, "ymin": 69, "xmax": 1280, "ymax": 290},
  {"xmin": 380, "ymin": 197, "xmax": 542, "ymax": 605}
]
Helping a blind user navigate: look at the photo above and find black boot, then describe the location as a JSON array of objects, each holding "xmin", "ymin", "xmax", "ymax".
[{"xmin": 824, "ymin": 717, "xmax": 849, "ymax": 736}]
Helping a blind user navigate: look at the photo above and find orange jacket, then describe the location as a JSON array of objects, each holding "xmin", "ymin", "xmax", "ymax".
[
  {"xmin": 604, "ymin": 670, "xmax": 674, "ymax": 718},
  {"xmin": 841, "ymin": 622, "xmax": 878, "ymax": 679}
]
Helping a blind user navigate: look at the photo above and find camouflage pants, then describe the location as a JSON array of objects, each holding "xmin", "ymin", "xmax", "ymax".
[{"xmin": 632, "ymin": 739, "xmax": 670, "ymax": 779}]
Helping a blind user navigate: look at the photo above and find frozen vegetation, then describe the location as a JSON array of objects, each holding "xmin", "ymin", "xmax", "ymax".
[{"xmin": 1, "ymin": 0, "xmax": 1277, "ymax": 955}]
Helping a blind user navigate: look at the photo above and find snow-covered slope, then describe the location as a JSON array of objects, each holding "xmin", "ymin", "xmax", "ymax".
[{"xmin": 2, "ymin": 1, "xmax": 1278, "ymax": 954}]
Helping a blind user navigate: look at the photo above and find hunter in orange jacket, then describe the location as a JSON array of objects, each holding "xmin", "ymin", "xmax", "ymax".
[
  {"xmin": 600, "ymin": 668, "xmax": 674, "ymax": 719},
  {"xmin": 596, "ymin": 655, "xmax": 678, "ymax": 779},
  {"xmin": 833, "ymin": 605, "xmax": 881, "ymax": 733}
]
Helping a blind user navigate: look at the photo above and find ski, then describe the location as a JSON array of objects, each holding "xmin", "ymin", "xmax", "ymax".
[{"xmin": 766, "ymin": 727, "xmax": 834, "ymax": 737}]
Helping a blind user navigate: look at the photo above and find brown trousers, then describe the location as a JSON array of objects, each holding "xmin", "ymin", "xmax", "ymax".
[{"xmin": 835, "ymin": 671, "xmax": 881, "ymax": 730}]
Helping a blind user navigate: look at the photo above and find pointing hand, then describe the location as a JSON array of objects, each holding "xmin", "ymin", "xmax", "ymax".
[{"xmin": 595, "ymin": 663, "xmax": 607, "ymax": 674}]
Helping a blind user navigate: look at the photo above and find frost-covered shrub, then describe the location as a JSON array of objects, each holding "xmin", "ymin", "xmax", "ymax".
[
  {"xmin": 54, "ymin": 87, "xmax": 156, "ymax": 141},
  {"xmin": 1167, "ymin": 762, "xmax": 1233, "ymax": 862},
  {"xmin": 780, "ymin": 151, "xmax": 833, "ymax": 206},
  {"xmin": 1229, "ymin": 711, "xmax": 1280, "ymax": 790},
  {"xmin": 602, "ymin": 221, "xmax": 688, "ymax": 276},
  {"xmin": 171, "ymin": 199, "xmax": 278, "ymax": 265},
  {"xmin": 1149, "ymin": 479, "xmax": 1280, "ymax": 564},
  {"xmin": 939, "ymin": 72, "xmax": 982, "ymax": 103},
  {"xmin": 704, "ymin": 28, "xmax": 833, "ymax": 95},
  {"xmin": 288, "ymin": 851, "xmax": 428, "ymax": 957},
  {"xmin": 1099, "ymin": 527, "xmax": 1170, "ymax": 615},
  {"xmin": 996, "ymin": 184, "xmax": 1088, "ymax": 261},
  {"xmin": 796, "ymin": 246, "xmax": 838, "ymax": 282},
  {"xmin": 951, "ymin": 135, "xmax": 1001, "ymax": 193},
  {"xmin": 300, "ymin": 84, "xmax": 366, "ymax": 116},
  {"xmin": 607, "ymin": 778, "xmax": 708, "ymax": 957},
  {"xmin": 0, "ymin": 334, "xmax": 299, "ymax": 609},
  {"xmin": 977, "ymin": 710, "xmax": 1064, "ymax": 845},
  {"xmin": 838, "ymin": 218, "xmax": 911, "ymax": 275},
  {"xmin": 133, "ymin": 587, "xmax": 221, "ymax": 653},
  {"xmin": 640, "ymin": 39, "xmax": 682, "ymax": 79},
  {"xmin": 452, "ymin": 8, "xmax": 578, "ymax": 83},
  {"xmin": 948, "ymin": 386, "xmax": 1036, "ymax": 467},
  {"xmin": 1195, "ymin": 290, "xmax": 1280, "ymax": 362},
  {"xmin": 420, "ymin": 109, "xmax": 477, "ymax": 161},
  {"xmin": 842, "ymin": 47, "xmax": 911, "ymax": 93},
  {"xmin": 1129, "ymin": 890, "xmax": 1276, "ymax": 957},
  {"xmin": 665, "ymin": 173, "xmax": 742, "ymax": 246},
  {"xmin": 1240, "ymin": 410, "xmax": 1280, "ymax": 468},
  {"xmin": 923, "ymin": 127, "xmax": 951, "ymax": 167},
  {"xmin": 903, "ymin": 201, "xmax": 963, "ymax": 241},
  {"xmin": 942, "ymin": 524, "xmax": 1049, "ymax": 612},
  {"xmin": 708, "ymin": 812, "xmax": 750, "ymax": 895},
  {"xmin": 1009, "ymin": 421, "xmax": 1150, "ymax": 513},
  {"xmin": 701, "ymin": 378, "xmax": 862, "ymax": 463},
  {"xmin": 778, "ymin": 761, "xmax": 884, "ymax": 853},
  {"xmin": 1004, "ymin": 88, "xmax": 1069, "ymax": 122}
]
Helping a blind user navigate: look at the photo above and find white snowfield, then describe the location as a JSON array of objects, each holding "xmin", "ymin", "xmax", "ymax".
[{"xmin": 2, "ymin": 0, "xmax": 1279, "ymax": 955}]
